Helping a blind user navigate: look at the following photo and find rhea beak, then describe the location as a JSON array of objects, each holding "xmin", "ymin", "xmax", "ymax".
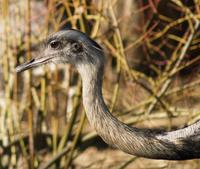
[{"xmin": 16, "ymin": 55, "xmax": 52, "ymax": 73}]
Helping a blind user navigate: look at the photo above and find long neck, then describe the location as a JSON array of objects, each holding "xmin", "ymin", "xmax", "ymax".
[{"xmin": 78, "ymin": 64, "xmax": 200, "ymax": 160}]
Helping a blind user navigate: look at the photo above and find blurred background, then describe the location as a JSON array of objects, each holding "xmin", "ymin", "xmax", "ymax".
[{"xmin": 1, "ymin": 0, "xmax": 200, "ymax": 168}]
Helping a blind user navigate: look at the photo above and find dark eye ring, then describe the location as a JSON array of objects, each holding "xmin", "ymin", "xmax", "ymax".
[
  {"xmin": 72, "ymin": 42, "xmax": 82, "ymax": 52},
  {"xmin": 50, "ymin": 40, "xmax": 61, "ymax": 49}
]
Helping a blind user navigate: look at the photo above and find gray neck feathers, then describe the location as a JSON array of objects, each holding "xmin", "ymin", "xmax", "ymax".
[{"xmin": 77, "ymin": 60, "xmax": 200, "ymax": 160}]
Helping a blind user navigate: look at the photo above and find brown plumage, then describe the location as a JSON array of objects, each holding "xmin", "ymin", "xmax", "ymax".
[{"xmin": 16, "ymin": 29, "xmax": 200, "ymax": 160}]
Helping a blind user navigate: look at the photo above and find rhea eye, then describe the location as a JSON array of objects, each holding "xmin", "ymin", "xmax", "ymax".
[
  {"xmin": 50, "ymin": 40, "xmax": 61, "ymax": 49},
  {"xmin": 72, "ymin": 42, "xmax": 82, "ymax": 52}
]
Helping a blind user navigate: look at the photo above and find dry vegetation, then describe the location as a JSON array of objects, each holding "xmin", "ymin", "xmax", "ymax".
[{"xmin": 1, "ymin": 0, "xmax": 200, "ymax": 168}]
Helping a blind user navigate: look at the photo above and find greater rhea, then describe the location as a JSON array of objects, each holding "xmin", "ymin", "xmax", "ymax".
[{"xmin": 16, "ymin": 29, "xmax": 200, "ymax": 160}]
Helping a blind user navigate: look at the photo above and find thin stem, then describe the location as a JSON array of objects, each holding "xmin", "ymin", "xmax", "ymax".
[
  {"xmin": 25, "ymin": 0, "xmax": 34, "ymax": 168},
  {"xmin": 64, "ymin": 111, "xmax": 86, "ymax": 168}
]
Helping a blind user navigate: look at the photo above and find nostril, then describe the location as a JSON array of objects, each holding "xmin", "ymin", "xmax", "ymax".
[{"xmin": 29, "ymin": 58, "xmax": 35, "ymax": 63}]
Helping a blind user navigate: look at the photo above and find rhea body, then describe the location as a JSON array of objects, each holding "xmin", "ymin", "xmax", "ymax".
[{"xmin": 16, "ymin": 29, "xmax": 200, "ymax": 160}]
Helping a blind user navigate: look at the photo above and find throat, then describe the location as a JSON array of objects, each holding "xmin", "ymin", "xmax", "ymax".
[
  {"xmin": 80, "ymin": 68, "xmax": 106, "ymax": 126},
  {"xmin": 78, "ymin": 65, "xmax": 116, "ymax": 133},
  {"xmin": 80, "ymin": 67, "xmax": 126, "ymax": 148}
]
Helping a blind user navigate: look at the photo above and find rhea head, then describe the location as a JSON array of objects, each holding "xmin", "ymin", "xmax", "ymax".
[{"xmin": 16, "ymin": 29, "xmax": 105, "ymax": 75}]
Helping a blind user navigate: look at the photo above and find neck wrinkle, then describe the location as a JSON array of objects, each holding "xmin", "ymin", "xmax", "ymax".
[
  {"xmin": 79, "ymin": 65, "xmax": 106, "ymax": 124},
  {"xmin": 78, "ymin": 64, "xmax": 115, "ymax": 129}
]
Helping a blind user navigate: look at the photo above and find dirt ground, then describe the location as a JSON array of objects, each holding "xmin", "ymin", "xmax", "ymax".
[{"xmin": 75, "ymin": 146, "xmax": 200, "ymax": 169}]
